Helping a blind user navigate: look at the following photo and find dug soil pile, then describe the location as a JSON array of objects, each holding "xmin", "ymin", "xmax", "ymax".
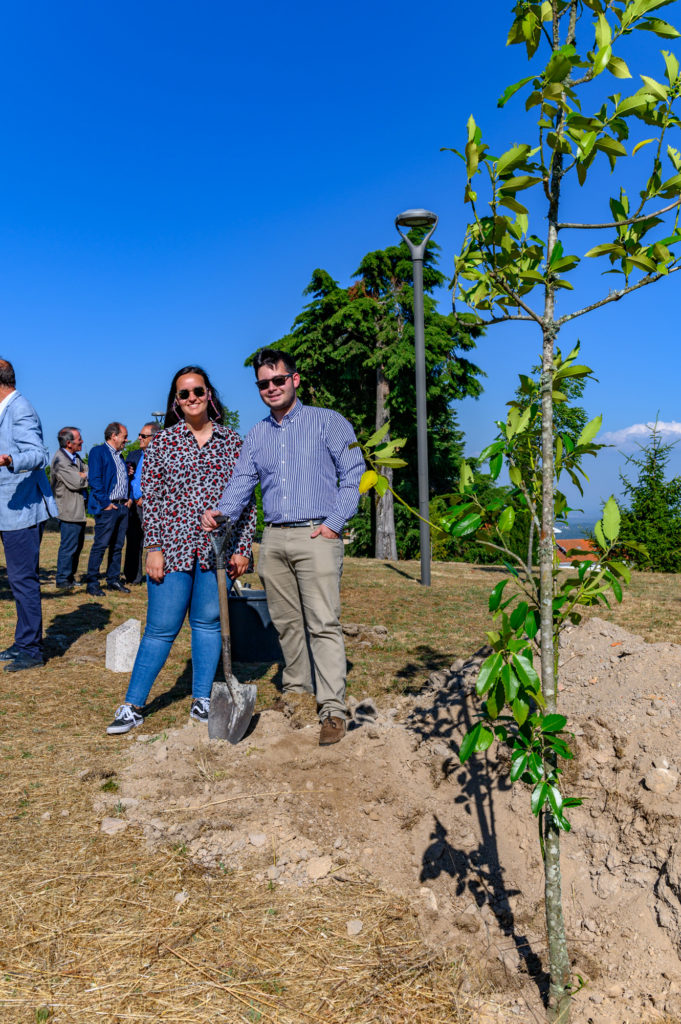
[{"xmin": 101, "ymin": 617, "xmax": 681, "ymax": 1023}]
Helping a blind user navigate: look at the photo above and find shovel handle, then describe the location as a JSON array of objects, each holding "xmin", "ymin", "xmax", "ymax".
[{"xmin": 208, "ymin": 514, "xmax": 233, "ymax": 677}]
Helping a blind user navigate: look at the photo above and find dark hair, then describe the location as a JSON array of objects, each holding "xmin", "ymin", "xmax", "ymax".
[
  {"xmin": 58, "ymin": 427, "xmax": 80, "ymax": 447},
  {"xmin": 0, "ymin": 360, "xmax": 16, "ymax": 389},
  {"xmin": 104, "ymin": 421, "xmax": 124, "ymax": 441},
  {"xmin": 164, "ymin": 366, "xmax": 224, "ymax": 428},
  {"xmin": 252, "ymin": 348, "xmax": 297, "ymax": 375},
  {"xmin": 144, "ymin": 421, "xmax": 163, "ymax": 435}
]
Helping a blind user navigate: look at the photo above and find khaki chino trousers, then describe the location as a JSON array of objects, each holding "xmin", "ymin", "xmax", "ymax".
[{"xmin": 257, "ymin": 526, "xmax": 346, "ymax": 721}]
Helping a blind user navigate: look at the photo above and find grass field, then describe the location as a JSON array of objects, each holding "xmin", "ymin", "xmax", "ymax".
[{"xmin": 1, "ymin": 531, "xmax": 680, "ymax": 1023}]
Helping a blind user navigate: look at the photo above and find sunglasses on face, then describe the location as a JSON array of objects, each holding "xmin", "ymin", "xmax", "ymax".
[
  {"xmin": 177, "ymin": 387, "xmax": 206, "ymax": 400},
  {"xmin": 256, "ymin": 373, "xmax": 294, "ymax": 391},
  {"xmin": 139, "ymin": 432, "xmax": 153, "ymax": 439}
]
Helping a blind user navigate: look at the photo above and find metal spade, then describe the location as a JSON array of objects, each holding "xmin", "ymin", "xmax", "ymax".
[{"xmin": 207, "ymin": 516, "xmax": 257, "ymax": 743}]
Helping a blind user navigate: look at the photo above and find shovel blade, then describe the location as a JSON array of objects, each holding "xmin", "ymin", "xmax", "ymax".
[{"xmin": 208, "ymin": 675, "xmax": 257, "ymax": 744}]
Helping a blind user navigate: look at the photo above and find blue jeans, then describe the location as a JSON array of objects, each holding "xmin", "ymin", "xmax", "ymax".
[
  {"xmin": 56, "ymin": 521, "xmax": 85, "ymax": 586},
  {"xmin": 124, "ymin": 560, "xmax": 230, "ymax": 707}
]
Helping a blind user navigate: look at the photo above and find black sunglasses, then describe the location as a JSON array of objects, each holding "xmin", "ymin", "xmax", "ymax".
[
  {"xmin": 177, "ymin": 386, "xmax": 206, "ymax": 400},
  {"xmin": 256, "ymin": 373, "xmax": 294, "ymax": 391}
]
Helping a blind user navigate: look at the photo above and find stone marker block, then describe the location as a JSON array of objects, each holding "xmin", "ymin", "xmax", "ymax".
[{"xmin": 106, "ymin": 618, "xmax": 141, "ymax": 672}]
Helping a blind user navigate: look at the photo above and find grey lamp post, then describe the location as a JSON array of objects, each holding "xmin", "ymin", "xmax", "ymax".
[
  {"xmin": 395, "ymin": 208, "xmax": 438, "ymax": 587},
  {"xmin": 151, "ymin": 411, "xmax": 164, "ymax": 424}
]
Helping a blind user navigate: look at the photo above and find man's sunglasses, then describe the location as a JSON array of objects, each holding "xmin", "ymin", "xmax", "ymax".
[
  {"xmin": 256, "ymin": 373, "xmax": 294, "ymax": 391},
  {"xmin": 139, "ymin": 432, "xmax": 154, "ymax": 439},
  {"xmin": 177, "ymin": 387, "xmax": 206, "ymax": 400}
]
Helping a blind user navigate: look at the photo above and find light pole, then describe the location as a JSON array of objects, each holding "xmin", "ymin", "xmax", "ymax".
[
  {"xmin": 395, "ymin": 208, "xmax": 438, "ymax": 587},
  {"xmin": 151, "ymin": 411, "xmax": 164, "ymax": 425}
]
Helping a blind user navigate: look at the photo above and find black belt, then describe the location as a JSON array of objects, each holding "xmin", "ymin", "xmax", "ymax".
[
  {"xmin": 110, "ymin": 499, "xmax": 128, "ymax": 505},
  {"xmin": 266, "ymin": 518, "xmax": 325, "ymax": 529}
]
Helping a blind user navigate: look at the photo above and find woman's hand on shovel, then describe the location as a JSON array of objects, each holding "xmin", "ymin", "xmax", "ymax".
[{"xmin": 228, "ymin": 553, "xmax": 249, "ymax": 579}]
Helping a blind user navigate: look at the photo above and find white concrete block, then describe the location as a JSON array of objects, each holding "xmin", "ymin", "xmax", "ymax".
[{"xmin": 106, "ymin": 618, "xmax": 141, "ymax": 672}]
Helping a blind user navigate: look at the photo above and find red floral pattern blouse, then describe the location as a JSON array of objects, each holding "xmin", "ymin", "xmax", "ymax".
[{"xmin": 140, "ymin": 421, "xmax": 257, "ymax": 574}]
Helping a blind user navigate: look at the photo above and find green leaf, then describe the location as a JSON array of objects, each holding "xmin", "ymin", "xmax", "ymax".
[
  {"xmin": 595, "ymin": 11, "xmax": 612, "ymax": 49},
  {"xmin": 459, "ymin": 722, "xmax": 495, "ymax": 763},
  {"xmin": 459, "ymin": 461, "xmax": 474, "ymax": 493},
  {"xmin": 509, "ymin": 465, "xmax": 522, "ymax": 487},
  {"xmin": 496, "ymin": 143, "xmax": 532, "ymax": 176},
  {"xmin": 525, "ymin": 608, "xmax": 540, "ymax": 639},
  {"xmin": 510, "ymin": 750, "xmax": 529, "ymax": 781},
  {"xmin": 602, "ymin": 495, "xmax": 621, "ymax": 542},
  {"xmin": 489, "ymin": 579, "xmax": 509, "ymax": 612},
  {"xmin": 593, "ymin": 43, "xmax": 612, "ymax": 77},
  {"xmin": 485, "ymin": 680, "xmax": 505, "ymax": 719},
  {"xmin": 640, "ymin": 75, "xmax": 668, "ymax": 102},
  {"xmin": 374, "ymin": 475, "xmax": 389, "ymax": 497},
  {"xmin": 374, "ymin": 457, "xmax": 407, "ymax": 468},
  {"xmin": 498, "ymin": 506, "xmax": 515, "ymax": 534},
  {"xmin": 498, "ymin": 175, "xmax": 542, "ymax": 193},
  {"xmin": 490, "ymin": 452, "xmax": 503, "ymax": 480},
  {"xmin": 510, "ymin": 601, "xmax": 528, "ymax": 631},
  {"xmin": 501, "ymin": 662, "xmax": 520, "ymax": 702},
  {"xmin": 497, "ymin": 77, "xmax": 536, "ymax": 109},
  {"xmin": 639, "ymin": 17, "xmax": 681, "ymax": 38},
  {"xmin": 364, "ymin": 422, "xmax": 390, "ymax": 448},
  {"xmin": 541, "ymin": 714, "xmax": 567, "ymax": 733},
  {"xmin": 512, "ymin": 653, "xmax": 541, "ymax": 692},
  {"xmin": 576, "ymin": 414, "xmax": 603, "ymax": 447},
  {"xmin": 531, "ymin": 781, "xmax": 549, "ymax": 816},
  {"xmin": 476, "ymin": 651, "xmax": 503, "ymax": 696},
  {"xmin": 607, "ymin": 55, "xmax": 632, "ymax": 78},
  {"xmin": 512, "ymin": 695, "xmax": 530, "ymax": 726},
  {"xmin": 446, "ymin": 512, "xmax": 482, "ymax": 537}
]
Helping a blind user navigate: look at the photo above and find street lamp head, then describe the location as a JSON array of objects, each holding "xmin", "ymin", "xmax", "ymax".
[
  {"xmin": 395, "ymin": 209, "xmax": 438, "ymax": 260},
  {"xmin": 395, "ymin": 208, "xmax": 438, "ymax": 228}
]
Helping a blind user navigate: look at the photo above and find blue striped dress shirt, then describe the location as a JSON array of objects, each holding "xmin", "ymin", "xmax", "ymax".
[
  {"xmin": 217, "ymin": 401, "xmax": 365, "ymax": 535},
  {"xmin": 107, "ymin": 443, "xmax": 129, "ymax": 500}
]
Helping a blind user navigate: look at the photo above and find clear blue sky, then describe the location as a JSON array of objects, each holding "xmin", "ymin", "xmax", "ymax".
[{"xmin": 2, "ymin": 0, "xmax": 680, "ymax": 520}]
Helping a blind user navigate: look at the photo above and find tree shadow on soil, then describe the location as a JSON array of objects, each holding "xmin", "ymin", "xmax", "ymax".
[
  {"xmin": 409, "ymin": 682, "xmax": 550, "ymax": 1005},
  {"xmin": 44, "ymin": 604, "xmax": 111, "ymax": 658},
  {"xmin": 394, "ymin": 645, "xmax": 452, "ymax": 693}
]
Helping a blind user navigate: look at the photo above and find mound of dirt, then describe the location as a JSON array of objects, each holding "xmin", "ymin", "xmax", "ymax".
[{"xmin": 98, "ymin": 617, "xmax": 681, "ymax": 1023}]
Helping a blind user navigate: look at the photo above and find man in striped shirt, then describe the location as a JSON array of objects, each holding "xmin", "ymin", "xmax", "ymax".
[
  {"xmin": 202, "ymin": 349, "xmax": 364, "ymax": 746},
  {"xmin": 85, "ymin": 422, "xmax": 133, "ymax": 597}
]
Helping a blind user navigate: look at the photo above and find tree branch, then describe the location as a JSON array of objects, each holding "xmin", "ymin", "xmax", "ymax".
[
  {"xmin": 557, "ymin": 265, "xmax": 681, "ymax": 325},
  {"xmin": 473, "ymin": 313, "xmax": 536, "ymax": 326},
  {"xmin": 557, "ymin": 197, "xmax": 681, "ymax": 230}
]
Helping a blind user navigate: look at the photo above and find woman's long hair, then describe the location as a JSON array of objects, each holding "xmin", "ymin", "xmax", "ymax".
[{"xmin": 164, "ymin": 365, "xmax": 225, "ymax": 428}]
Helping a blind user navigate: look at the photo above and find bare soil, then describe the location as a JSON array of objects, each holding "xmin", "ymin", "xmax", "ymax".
[
  {"xmin": 109, "ymin": 615, "xmax": 681, "ymax": 1023},
  {"xmin": 4, "ymin": 534, "xmax": 681, "ymax": 1022}
]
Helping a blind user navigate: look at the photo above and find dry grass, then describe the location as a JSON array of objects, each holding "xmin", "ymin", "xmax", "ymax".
[{"xmin": 1, "ymin": 531, "xmax": 680, "ymax": 1022}]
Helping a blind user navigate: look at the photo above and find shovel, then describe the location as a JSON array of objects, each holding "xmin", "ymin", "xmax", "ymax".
[{"xmin": 207, "ymin": 516, "xmax": 257, "ymax": 743}]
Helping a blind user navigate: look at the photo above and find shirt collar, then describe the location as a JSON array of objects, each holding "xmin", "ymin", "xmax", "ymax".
[
  {"xmin": 61, "ymin": 447, "xmax": 78, "ymax": 463},
  {"xmin": 269, "ymin": 398, "xmax": 303, "ymax": 427},
  {"xmin": 106, "ymin": 442, "xmax": 122, "ymax": 456}
]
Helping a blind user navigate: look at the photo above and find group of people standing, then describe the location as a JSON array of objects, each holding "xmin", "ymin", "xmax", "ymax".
[{"xmin": 0, "ymin": 350, "xmax": 365, "ymax": 747}]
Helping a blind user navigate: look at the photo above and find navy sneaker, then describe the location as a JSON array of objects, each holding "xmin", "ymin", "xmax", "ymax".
[
  {"xmin": 107, "ymin": 704, "xmax": 144, "ymax": 734},
  {"xmin": 190, "ymin": 697, "xmax": 210, "ymax": 722}
]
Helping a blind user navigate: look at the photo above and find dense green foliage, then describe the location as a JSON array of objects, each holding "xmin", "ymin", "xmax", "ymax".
[
  {"xmin": 248, "ymin": 235, "xmax": 484, "ymax": 558},
  {"xmin": 619, "ymin": 424, "xmax": 681, "ymax": 572}
]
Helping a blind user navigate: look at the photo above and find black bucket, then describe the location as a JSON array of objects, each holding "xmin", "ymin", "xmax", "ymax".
[{"xmin": 229, "ymin": 587, "xmax": 282, "ymax": 663}]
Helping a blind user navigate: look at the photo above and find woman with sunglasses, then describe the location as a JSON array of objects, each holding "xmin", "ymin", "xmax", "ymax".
[{"xmin": 106, "ymin": 365, "xmax": 257, "ymax": 735}]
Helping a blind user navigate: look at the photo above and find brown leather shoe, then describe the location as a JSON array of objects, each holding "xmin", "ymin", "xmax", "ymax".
[{"xmin": 319, "ymin": 716, "xmax": 346, "ymax": 746}]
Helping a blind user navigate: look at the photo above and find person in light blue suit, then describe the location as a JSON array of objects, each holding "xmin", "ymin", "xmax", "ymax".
[{"xmin": 0, "ymin": 359, "xmax": 58, "ymax": 671}]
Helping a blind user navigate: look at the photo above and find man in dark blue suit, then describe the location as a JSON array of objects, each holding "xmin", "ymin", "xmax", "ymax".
[{"xmin": 85, "ymin": 422, "xmax": 132, "ymax": 597}]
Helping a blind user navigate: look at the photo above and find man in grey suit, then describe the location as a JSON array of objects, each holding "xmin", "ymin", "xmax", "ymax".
[
  {"xmin": 51, "ymin": 427, "xmax": 88, "ymax": 592},
  {"xmin": 0, "ymin": 359, "xmax": 58, "ymax": 671}
]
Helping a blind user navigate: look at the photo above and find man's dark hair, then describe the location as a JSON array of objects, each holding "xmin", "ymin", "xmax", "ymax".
[
  {"xmin": 0, "ymin": 360, "xmax": 16, "ymax": 389},
  {"xmin": 104, "ymin": 422, "xmax": 124, "ymax": 441},
  {"xmin": 58, "ymin": 427, "xmax": 80, "ymax": 448},
  {"xmin": 144, "ymin": 421, "xmax": 163, "ymax": 435},
  {"xmin": 252, "ymin": 348, "xmax": 297, "ymax": 375}
]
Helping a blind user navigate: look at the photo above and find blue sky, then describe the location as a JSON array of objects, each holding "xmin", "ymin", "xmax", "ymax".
[{"xmin": 2, "ymin": 0, "xmax": 680, "ymax": 521}]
